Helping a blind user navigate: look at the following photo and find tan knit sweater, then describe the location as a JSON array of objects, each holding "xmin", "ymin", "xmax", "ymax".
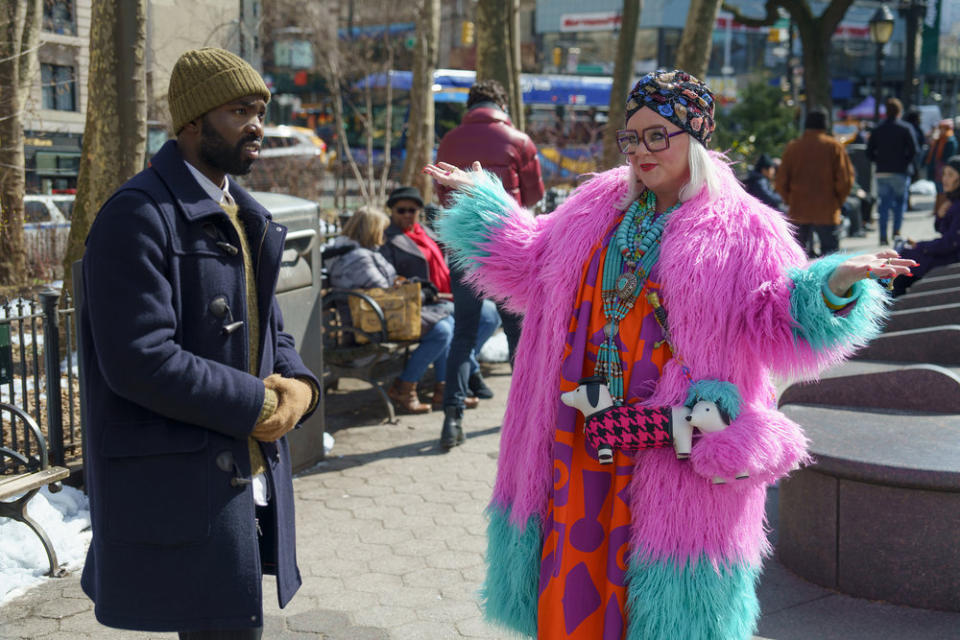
[{"xmin": 221, "ymin": 202, "xmax": 270, "ymax": 476}]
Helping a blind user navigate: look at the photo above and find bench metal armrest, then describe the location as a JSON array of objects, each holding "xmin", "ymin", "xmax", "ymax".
[{"xmin": 0, "ymin": 402, "xmax": 48, "ymax": 473}]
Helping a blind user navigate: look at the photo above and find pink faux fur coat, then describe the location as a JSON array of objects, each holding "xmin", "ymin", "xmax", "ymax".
[{"xmin": 443, "ymin": 154, "xmax": 887, "ymax": 570}]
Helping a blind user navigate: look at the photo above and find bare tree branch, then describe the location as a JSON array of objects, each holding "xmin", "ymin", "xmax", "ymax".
[
  {"xmin": 719, "ymin": 0, "xmax": 780, "ymax": 28},
  {"xmin": 820, "ymin": 0, "xmax": 857, "ymax": 34}
]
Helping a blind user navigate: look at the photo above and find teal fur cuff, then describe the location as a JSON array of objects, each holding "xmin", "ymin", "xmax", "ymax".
[
  {"xmin": 625, "ymin": 554, "xmax": 761, "ymax": 640},
  {"xmin": 685, "ymin": 379, "xmax": 742, "ymax": 420},
  {"xmin": 789, "ymin": 252, "xmax": 889, "ymax": 351},
  {"xmin": 435, "ymin": 171, "xmax": 516, "ymax": 271},
  {"xmin": 480, "ymin": 505, "xmax": 541, "ymax": 638}
]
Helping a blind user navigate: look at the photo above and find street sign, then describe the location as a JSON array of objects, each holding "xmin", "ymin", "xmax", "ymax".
[{"xmin": 0, "ymin": 324, "xmax": 11, "ymax": 385}]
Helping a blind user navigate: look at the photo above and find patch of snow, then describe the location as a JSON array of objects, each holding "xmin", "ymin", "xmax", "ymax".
[
  {"xmin": 323, "ymin": 431, "xmax": 335, "ymax": 455},
  {"xmin": 0, "ymin": 378, "xmax": 37, "ymax": 404},
  {"xmin": 0, "ymin": 485, "xmax": 91, "ymax": 605},
  {"xmin": 478, "ymin": 331, "xmax": 509, "ymax": 363},
  {"xmin": 909, "ymin": 179, "xmax": 936, "ymax": 195}
]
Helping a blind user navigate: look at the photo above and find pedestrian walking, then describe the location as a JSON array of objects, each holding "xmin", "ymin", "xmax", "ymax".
[
  {"xmin": 904, "ymin": 108, "xmax": 928, "ymax": 179},
  {"xmin": 78, "ymin": 48, "xmax": 320, "ymax": 639},
  {"xmin": 776, "ymin": 107, "xmax": 856, "ymax": 256},
  {"xmin": 924, "ymin": 118, "xmax": 957, "ymax": 190},
  {"xmin": 425, "ymin": 69, "xmax": 913, "ymax": 640},
  {"xmin": 432, "ymin": 79, "xmax": 545, "ymax": 449},
  {"xmin": 867, "ymin": 98, "xmax": 920, "ymax": 244}
]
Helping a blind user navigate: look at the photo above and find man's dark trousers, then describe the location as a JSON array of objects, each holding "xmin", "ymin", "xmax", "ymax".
[{"xmin": 797, "ymin": 223, "xmax": 841, "ymax": 257}]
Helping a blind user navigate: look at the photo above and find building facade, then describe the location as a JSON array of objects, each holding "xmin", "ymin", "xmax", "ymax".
[
  {"xmin": 22, "ymin": 0, "xmax": 90, "ymax": 194},
  {"xmin": 22, "ymin": 0, "xmax": 262, "ymax": 194}
]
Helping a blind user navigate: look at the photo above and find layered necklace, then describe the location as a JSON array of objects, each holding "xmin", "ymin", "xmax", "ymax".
[{"xmin": 594, "ymin": 189, "xmax": 679, "ymax": 405}]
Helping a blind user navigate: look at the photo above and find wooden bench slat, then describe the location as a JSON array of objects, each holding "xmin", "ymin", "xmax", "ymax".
[{"xmin": 0, "ymin": 467, "xmax": 70, "ymax": 499}]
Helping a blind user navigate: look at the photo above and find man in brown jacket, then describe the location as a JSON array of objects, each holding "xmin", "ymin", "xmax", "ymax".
[{"xmin": 776, "ymin": 107, "xmax": 856, "ymax": 257}]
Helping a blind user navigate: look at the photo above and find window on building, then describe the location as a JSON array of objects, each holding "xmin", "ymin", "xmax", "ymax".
[
  {"xmin": 43, "ymin": 0, "xmax": 77, "ymax": 36},
  {"xmin": 41, "ymin": 64, "xmax": 77, "ymax": 111}
]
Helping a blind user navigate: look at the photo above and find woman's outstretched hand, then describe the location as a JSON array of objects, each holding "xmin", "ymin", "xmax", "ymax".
[
  {"xmin": 827, "ymin": 250, "xmax": 917, "ymax": 296},
  {"xmin": 422, "ymin": 161, "xmax": 482, "ymax": 191}
]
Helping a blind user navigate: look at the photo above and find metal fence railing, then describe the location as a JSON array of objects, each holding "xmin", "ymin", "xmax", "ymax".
[{"xmin": 0, "ymin": 290, "xmax": 79, "ymax": 472}]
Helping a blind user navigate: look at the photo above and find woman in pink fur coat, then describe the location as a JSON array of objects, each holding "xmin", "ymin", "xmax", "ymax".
[{"xmin": 424, "ymin": 70, "xmax": 915, "ymax": 640}]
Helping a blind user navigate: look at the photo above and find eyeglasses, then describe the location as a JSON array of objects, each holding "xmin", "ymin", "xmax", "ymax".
[
  {"xmin": 616, "ymin": 126, "xmax": 686, "ymax": 154},
  {"xmin": 394, "ymin": 207, "xmax": 419, "ymax": 215}
]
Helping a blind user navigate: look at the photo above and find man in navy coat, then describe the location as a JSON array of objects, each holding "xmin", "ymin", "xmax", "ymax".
[{"xmin": 79, "ymin": 48, "xmax": 319, "ymax": 640}]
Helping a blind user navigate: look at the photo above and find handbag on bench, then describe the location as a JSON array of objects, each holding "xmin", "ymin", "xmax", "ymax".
[{"xmin": 347, "ymin": 280, "xmax": 422, "ymax": 343}]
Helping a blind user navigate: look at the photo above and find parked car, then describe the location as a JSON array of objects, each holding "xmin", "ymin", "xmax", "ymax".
[
  {"xmin": 24, "ymin": 194, "xmax": 74, "ymax": 280},
  {"xmin": 261, "ymin": 125, "xmax": 328, "ymax": 162},
  {"xmin": 240, "ymin": 126, "xmax": 329, "ymax": 200}
]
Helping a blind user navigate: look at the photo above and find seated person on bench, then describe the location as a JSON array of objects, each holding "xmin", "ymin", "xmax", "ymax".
[
  {"xmin": 327, "ymin": 205, "xmax": 460, "ymax": 414},
  {"xmin": 894, "ymin": 155, "xmax": 960, "ymax": 296}
]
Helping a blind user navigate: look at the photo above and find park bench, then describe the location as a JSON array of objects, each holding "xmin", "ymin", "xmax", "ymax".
[
  {"xmin": 0, "ymin": 402, "xmax": 70, "ymax": 577},
  {"xmin": 321, "ymin": 244, "xmax": 417, "ymax": 423}
]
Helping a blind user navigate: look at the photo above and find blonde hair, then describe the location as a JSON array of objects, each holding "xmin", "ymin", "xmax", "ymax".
[
  {"xmin": 343, "ymin": 205, "xmax": 390, "ymax": 249},
  {"xmin": 680, "ymin": 140, "xmax": 720, "ymax": 202}
]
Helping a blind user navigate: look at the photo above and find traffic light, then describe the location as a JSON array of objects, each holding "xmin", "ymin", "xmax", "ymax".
[{"xmin": 461, "ymin": 21, "xmax": 474, "ymax": 46}]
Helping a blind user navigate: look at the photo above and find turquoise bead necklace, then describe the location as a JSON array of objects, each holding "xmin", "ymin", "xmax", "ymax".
[{"xmin": 594, "ymin": 189, "xmax": 679, "ymax": 405}]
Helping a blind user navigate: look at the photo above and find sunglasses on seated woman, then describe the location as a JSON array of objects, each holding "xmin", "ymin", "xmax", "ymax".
[{"xmin": 616, "ymin": 126, "xmax": 686, "ymax": 154}]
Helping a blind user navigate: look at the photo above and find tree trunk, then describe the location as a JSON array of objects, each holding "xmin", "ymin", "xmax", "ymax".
[
  {"xmin": 674, "ymin": 0, "xmax": 723, "ymax": 79},
  {"xmin": 603, "ymin": 0, "xmax": 641, "ymax": 170},
  {"xmin": 476, "ymin": 0, "xmax": 522, "ymax": 127},
  {"xmin": 401, "ymin": 0, "xmax": 440, "ymax": 201},
  {"xmin": 799, "ymin": 30, "xmax": 833, "ymax": 115},
  {"xmin": 0, "ymin": 0, "xmax": 41, "ymax": 290},
  {"xmin": 62, "ymin": 0, "xmax": 147, "ymax": 293},
  {"xmin": 506, "ymin": 0, "xmax": 523, "ymax": 131},
  {"xmin": 720, "ymin": 0, "xmax": 855, "ymax": 118}
]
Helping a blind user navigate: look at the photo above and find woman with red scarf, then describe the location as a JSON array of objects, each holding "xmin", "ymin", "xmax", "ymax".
[{"xmin": 380, "ymin": 186, "xmax": 498, "ymax": 415}]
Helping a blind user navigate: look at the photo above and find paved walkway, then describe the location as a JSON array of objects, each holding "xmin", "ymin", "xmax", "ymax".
[{"xmin": 2, "ymin": 200, "xmax": 958, "ymax": 639}]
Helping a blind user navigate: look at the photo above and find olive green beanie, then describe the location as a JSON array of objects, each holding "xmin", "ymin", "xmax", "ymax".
[{"xmin": 168, "ymin": 48, "xmax": 270, "ymax": 133}]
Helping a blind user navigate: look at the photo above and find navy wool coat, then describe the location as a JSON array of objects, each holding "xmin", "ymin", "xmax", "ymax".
[{"xmin": 79, "ymin": 140, "xmax": 318, "ymax": 632}]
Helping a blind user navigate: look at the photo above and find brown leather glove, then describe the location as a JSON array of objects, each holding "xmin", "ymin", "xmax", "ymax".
[{"xmin": 251, "ymin": 374, "xmax": 313, "ymax": 442}]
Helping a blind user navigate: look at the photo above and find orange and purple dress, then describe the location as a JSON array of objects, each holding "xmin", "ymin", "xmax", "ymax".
[{"xmin": 537, "ymin": 222, "xmax": 672, "ymax": 640}]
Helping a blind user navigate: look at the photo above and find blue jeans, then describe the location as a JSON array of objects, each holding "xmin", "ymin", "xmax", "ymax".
[
  {"xmin": 400, "ymin": 315, "xmax": 454, "ymax": 383},
  {"xmin": 444, "ymin": 267, "xmax": 502, "ymax": 409},
  {"xmin": 875, "ymin": 173, "xmax": 909, "ymax": 243}
]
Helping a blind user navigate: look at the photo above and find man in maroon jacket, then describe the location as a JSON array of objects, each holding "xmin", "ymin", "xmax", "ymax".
[{"xmin": 434, "ymin": 79, "xmax": 545, "ymax": 449}]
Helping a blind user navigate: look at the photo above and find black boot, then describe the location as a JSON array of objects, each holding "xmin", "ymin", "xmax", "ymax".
[
  {"xmin": 440, "ymin": 406, "xmax": 464, "ymax": 450},
  {"xmin": 468, "ymin": 372, "xmax": 494, "ymax": 399}
]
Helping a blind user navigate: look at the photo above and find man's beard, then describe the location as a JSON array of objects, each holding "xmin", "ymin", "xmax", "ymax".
[{"xmin": 199, "ymin": 116, "xmax": 259, "ymax": 176}]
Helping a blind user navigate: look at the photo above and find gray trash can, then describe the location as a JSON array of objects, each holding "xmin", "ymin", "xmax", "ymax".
[{"xmin": 253, "ymin": 191, "xmax": 326, "ymax": 472}]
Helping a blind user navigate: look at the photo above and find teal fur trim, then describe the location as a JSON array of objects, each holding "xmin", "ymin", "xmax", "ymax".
[
  {"xmin": 788, "ymin": 252, "xmax": 889, "ymax": 351},
  {"xmin": 435, "ymin": 171, "xmax": 516, "ymax": 271},
  {"xmin": 625, "ymin": 555, "xmax": 761, "ymax": 640},
  {"xmin": 685, "ymin": 379, "xmax": 742, "ymax": 420},
  {"xmin": 479, "ymin": 505, "xmax": 542, "ymax": 638}
]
